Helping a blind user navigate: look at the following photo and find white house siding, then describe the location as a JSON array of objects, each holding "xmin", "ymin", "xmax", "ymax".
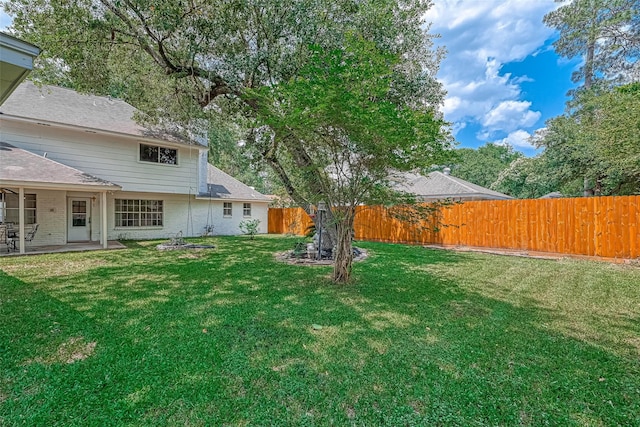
[
  {"xmin": 190, "ymin": 199, "xmax": 269, "ymax": 236},
  {"xmin": 14, "ymin": 189, "xmax": 105, "ymax": 246},
  {"xmin": 30, "ymin": 189, "xmax": 67, "ymax": 246},
  {"xmin": 105, "ymin": 192, "xmax": 269, "ymax": 240},
  {"xmin": 0, "ymin": 119, "xmax": 206, "ymax": 194}
]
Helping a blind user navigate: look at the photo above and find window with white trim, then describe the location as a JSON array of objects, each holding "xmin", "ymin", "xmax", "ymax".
[
  {"xmin": 223, "ymin": 202, "xmax": 232, "ymax": 217},
  {"xmin": 0, "ymin": 193, "xmax": 36, "ymax": 225},
  {"xmin": 139, "ymin": 143, "xmax": 177, "ymax": 165},
  {"xmin": 115, "ymin": 199, "xmax": 163, "ymax": 227},
  {"xmin": 243, "ymin": 203, "xmax": 252, "ymax": 217}
]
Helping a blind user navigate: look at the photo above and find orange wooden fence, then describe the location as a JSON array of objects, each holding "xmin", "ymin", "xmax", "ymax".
[
  {"xmin": 267, "ymin": 206, "xmax": 315, "ymax": 236},
  {"xmin": 268, "ymin": 195, "xmax": 640, "ymax": 260}
]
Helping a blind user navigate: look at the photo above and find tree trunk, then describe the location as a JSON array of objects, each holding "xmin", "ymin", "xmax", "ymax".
[
  {"xmin": 583, "ymin": 176, "xmax": 594, "ymax": 197},
  {"xmin": 584, "ymin": 41, "xmax": 595, "ymax": 89},
  {"xmin": 332, "ymin": 208, "xmax": 355, "ymax": 283}
]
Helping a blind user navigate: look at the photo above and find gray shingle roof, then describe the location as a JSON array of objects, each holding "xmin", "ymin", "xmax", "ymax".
[
  {"xmin": 199, "ymin": 164, "xmax": 270, "ymax": 201},
  {"xmin": 0, "ymin": 142, "xmax": 120, "ymax": 189},
  {"xmin": 391, "ymin": 170, "xmax": 512, "ymax": 200},
  {"xmin": 0, "ymin": 81, "xmax": 198, "ymax": 146}
]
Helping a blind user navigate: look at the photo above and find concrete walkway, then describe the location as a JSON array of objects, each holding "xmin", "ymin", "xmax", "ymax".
[{"xmin": 0, "ymin": 241, "xmax": 127, "ymax": 257}]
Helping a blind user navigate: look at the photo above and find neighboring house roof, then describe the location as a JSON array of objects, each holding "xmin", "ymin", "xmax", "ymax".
[
  {"xmin": 391, "ymin": 170, "xmax": 513, "ymax": 200},
  {"xmin": 0, "ymin": 142, "xmax": 120, "ymax": 190},
  {"xmin": 199, "ymin": 164, "xmax": 270, "ymax": 202},
  {"xmin": 539, "ymin": 191, "xmax": 563, "ymax": 199},
  {"xmin": 0, "ymin": 81, "xmax": 202, "ymax": 146}
]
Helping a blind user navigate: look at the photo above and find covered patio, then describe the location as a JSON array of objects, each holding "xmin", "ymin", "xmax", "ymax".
[{"xmin": 0, "ymin": 142, "xmax": 121, "ymax": 254}]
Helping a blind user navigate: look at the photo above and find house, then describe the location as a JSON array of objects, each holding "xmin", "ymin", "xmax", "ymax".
[
  {"xmin": 0, "ymin": 81, "xmax": 270, "ymax": 253},
  {"xmin": 0, "ymin": 32, "xmax": 40, "ymax": 104},
  {"xmin": 391, "ymin": 167, "xmax": 512, "ymax": 201}
]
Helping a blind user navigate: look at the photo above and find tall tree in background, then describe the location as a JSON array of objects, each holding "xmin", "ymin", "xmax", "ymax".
[
  {"xmin": 536, "ymin": 0, "xmax": 640, "ymax": 197},
  {"xmin": 492, "ymin": 156, "xmax": 563, "ymax": 199},
  {"xmin": 544, "ymin": 0, "xmax": 640, "ymax": 87},
  {"xmin": 3, "ymin": 0, "xmax": 450, "ymax": 282},
  {"xmin": 537, "ymin": 83, "xmax": 640, "ymax": 195},
  {"xmin": 451, "ymin": 143, "xmax": 522, "ymax": 189}
]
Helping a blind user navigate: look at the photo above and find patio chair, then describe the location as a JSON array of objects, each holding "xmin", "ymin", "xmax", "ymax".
[
  {"xmin": 7, "ymin": 224, "xmax": 39, "ymax": 252},
  {"xmin": 24, "ymin": 223, "xmax": 39, "ymax": 244}
]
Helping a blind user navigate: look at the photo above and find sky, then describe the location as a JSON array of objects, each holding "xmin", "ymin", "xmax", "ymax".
[
  {"xmin": 1, "ymin": 1, "xmax": 581, "ymax": 156},
  {"xmin": 425, "ymin": 0, "xmax": 581, "ymax": 156}
]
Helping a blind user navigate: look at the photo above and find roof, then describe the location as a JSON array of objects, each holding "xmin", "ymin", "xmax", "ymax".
[
  {"xmin": 0, "ymin": 32, "xmax": 40, "ymax": 105},
  {"xmin": 0, "ymin": 142, "xmax": 120, "ymax": 190},
  {"xmin": 0, "ymin": 81, "xmax": 202, "ymax": 146},
  {"xmin": 391, "ymin": 170, "xmax": 513, "ymax": 200},
  {"xmin": 199, "ymin": 164, "xmax": 270, "ymax": 202},
  {"xmin": 539, "ymin": 191, "xmax": 563, "ymax": 199}
]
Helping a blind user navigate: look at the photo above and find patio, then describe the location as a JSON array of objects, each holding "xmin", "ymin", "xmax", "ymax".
[{"xmin": 0, "ymin": 240, "xmax": 126, "ymax": 257}]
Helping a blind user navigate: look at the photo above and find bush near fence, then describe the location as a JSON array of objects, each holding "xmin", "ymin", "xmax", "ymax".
[{"xmin": 267, "ymin": 195, "xmax": 640, "ymax": 260}]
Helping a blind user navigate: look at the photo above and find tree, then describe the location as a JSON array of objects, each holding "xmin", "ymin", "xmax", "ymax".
[
  {"xmin": 535, "ymin": 83, "xmax": 640, "ymax": 196},
  {"xmin": 251, "ymin": 38, "xmax": 451, "ymax": 281},
  {"xmin": 543, "ymin": 1, "xmax": 639, "ymax": 196},
  {"xmin": 4, "ymin": 0, "xmax": 450, "ymax": 282},
  {"xmin": 451, "ymin": 143, "xmax": 522, "ymax": 189},
  {"xmin": 492, "ymin": 156, "xmax": 562, "ymax": 198},
  {"xmin": 544, "ymin": 0, "xmax": 640, "ymax": 88}
]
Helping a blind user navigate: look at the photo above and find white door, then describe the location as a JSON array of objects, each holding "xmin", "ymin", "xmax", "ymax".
[{"xmin": 68, "ymin": 198, "xmax": 91, "ymax": 241}]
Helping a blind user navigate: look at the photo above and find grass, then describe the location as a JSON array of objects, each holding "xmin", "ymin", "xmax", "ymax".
[{"xmin": 1, "ymin": 235, "xmax": 639, "ymax": 426}]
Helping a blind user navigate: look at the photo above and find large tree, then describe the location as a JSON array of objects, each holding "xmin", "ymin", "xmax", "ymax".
[
  {"xmin": 540, "ymin": 0, "xmax": 639, "ymax": 197},
  {"xmin": 4, "ymin": 0, "xmax": 450, "ymax": 282},
  {"xmin": 451, "ymin": 143, "xmax": 522, "ymax": 189},
  {"xmin": 252, "ymin": 38, "xmax": 450, "ymax": 281},
  {"xmin": 535, "ymin": 83, "xmax": 640, "ymax": 196},
  {"xmin": 496, "ymin": 83, "xmax": 640, "ymax": 198},
  {"xmin": 544, "ymin": 0, "xmax": 640, "ymax": 88}
]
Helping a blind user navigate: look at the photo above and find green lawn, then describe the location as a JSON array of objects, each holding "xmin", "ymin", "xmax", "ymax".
[{"xmin": 1, "ymin": 236, "xmax": 639, "ymax": 426}]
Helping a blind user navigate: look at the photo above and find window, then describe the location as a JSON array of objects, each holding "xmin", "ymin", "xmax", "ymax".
[
  {"xmin": 0, "ymin": 193, "xmax": 36, "ymax": 225},
  {"xmin": 115, "ymin": 199, "xmax": 163, "ymax": 227},
  {"xmin": 72, "ymin": 200, "xmax": 87, "ymax": 227},
  {"xmin": 243, "ymin": 203, "xmax": 252, "ymax": 217},
  {"xmin": 139, "ymin": 143, "xmax": 177, "ymax": 165},
  {"xmin": 223, "ymin": 202, "xmax": 232, "ymax": 217}
]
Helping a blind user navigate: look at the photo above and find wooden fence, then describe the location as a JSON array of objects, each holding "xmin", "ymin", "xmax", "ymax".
[{"xmin": 268, "ymin": 195, "xmax": 640, "ymax": 260}]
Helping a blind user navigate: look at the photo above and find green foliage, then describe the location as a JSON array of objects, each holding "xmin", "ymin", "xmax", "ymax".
[
  {"xmin": 4, "ymin": 0, "xmax": 451, "ymax": 282},
  {"xmin": 451, "ymin": 143, "xmax": 523, "ymax": 189},
  {"xmin": 495, "ymin": 82, "xmax": 640, "ymax": 198},
  {"xmin": 247, "ymin": 35, "xmax": 452, "ymax": 281},
  {"xmin": 238, "ymin": 219, "xmax": 261, "ymax": 240},
  {"xmin": 1, "ymin": 236, "xmax": 640, "ymax": 425},
  {"xmin": 544, "ymin": 0, "xmax": 640, "ymax": 87},
  {"xmin": 250, "ymin": 36, "xmax": 451, "ymax": 207},
  {"xmin": 535, "ymin": 83, "xmax": 640, "ymax": 196},
  {"xmin": 492, "ymin": 156, "xmax": 563, "ymax": 198}
]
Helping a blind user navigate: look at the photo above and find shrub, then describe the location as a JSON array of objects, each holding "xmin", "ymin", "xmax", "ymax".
[{"xmin": 239, "ymin": 219, "xmax": 261, "ymax": 240}]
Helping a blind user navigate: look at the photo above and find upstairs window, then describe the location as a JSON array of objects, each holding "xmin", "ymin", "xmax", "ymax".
[{"xmin": 140, "ymin": 143, "xmax": 177, "ymax": 165}]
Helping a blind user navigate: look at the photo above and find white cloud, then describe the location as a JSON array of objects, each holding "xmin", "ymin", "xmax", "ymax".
[
  {"xmin": 496, "ymin": 130, "xmax": 535, "ymax": 148},
  {"xmin": 425, "ymin": 0, "xmax": 558, "ymax": 144},
  {"xmin": 482, "ymin": 100, "xmax": 541, "ymax": 132}
]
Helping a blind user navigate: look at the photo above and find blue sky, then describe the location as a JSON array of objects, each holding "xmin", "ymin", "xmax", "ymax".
[
  {"xmin": 2, "ymin": 2, "xmax": 580, "ymax": 156},
  {"xmin": 426, "ymin": 0, "xmax": 582, "ymax": 156}
]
